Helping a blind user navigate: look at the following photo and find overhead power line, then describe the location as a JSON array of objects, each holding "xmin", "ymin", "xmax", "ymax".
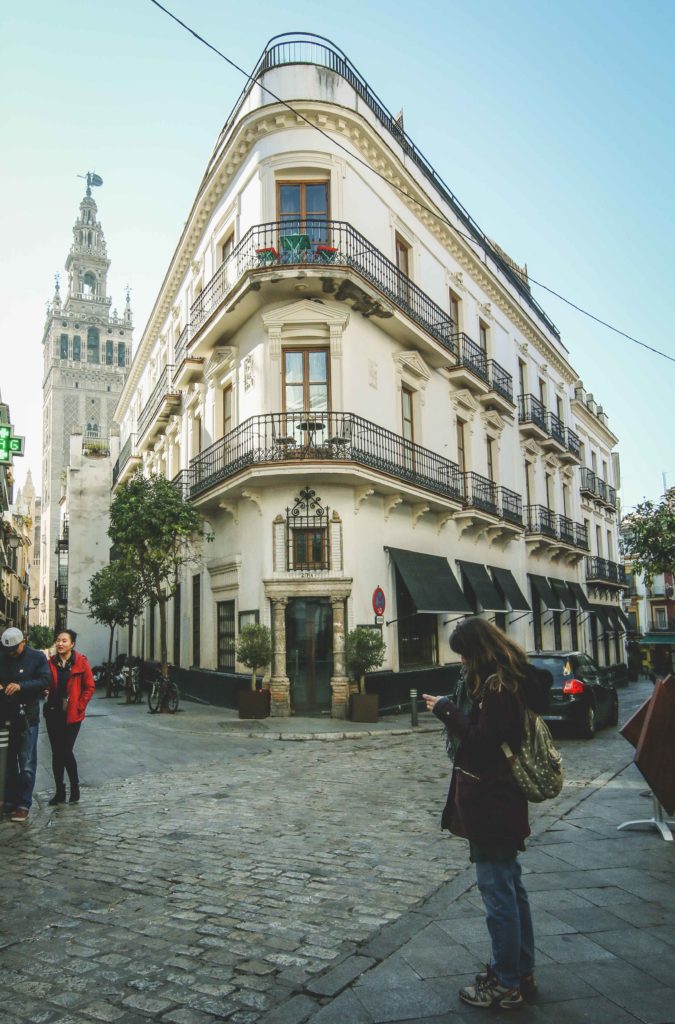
[{"xmin": 148, "ymin": 0, "xmax": 674, "ymax": 366}]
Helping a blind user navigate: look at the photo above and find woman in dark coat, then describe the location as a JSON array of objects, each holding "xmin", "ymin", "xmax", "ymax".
[
  {"xmin": 44, "ymin": 629, "xmax": 95, "ymax": 805},
  {"xmin": 423, "ymin": 618, "xmax": 551, "ymax": 1011}
]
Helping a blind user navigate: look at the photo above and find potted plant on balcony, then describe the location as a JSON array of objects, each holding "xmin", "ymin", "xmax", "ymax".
[
  {"xmin": 236, "ymin": 623, "xmax": 272, "ymax": 719},
  {"xmin": 346, "ymin": 626, "xmax": 386, "ymax": 722}
]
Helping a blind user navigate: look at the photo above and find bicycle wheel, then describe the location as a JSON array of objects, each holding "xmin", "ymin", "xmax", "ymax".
[
  {"xmin": 147, "ymin": 682, "xmax": 161, "ymax": 714},
  {"xmin": 167, "ymin": 682, "xmax": 180, "ymax": 714}
]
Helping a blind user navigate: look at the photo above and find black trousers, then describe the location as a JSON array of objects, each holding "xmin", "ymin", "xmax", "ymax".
[{"xmin": 45, "ymin": 711, "xmax": 81, "ymax": 790}]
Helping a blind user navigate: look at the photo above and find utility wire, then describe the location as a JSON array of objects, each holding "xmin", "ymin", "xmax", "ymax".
[{"xmin": 148, "ymin": 0, "xmax": 674, "ymax": 366}]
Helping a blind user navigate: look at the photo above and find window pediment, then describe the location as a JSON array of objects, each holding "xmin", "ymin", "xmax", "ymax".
[
  {"xmin": 262, "ymin": 298, "xmax": 350, "ymax": 332},
  {"xmin": 393, "ymin": 350, "xmax": 431, "ymax": 384}
]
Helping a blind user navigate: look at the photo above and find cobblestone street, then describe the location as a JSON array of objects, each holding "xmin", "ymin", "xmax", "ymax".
[{"xmin": 0, "ymin": 682, "xmax": 661, "ymax": 1024}]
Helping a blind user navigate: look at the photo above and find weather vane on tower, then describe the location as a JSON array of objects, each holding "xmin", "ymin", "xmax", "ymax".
[{"xmin": 77, "ymin": 171, "xmax": 104, "ymax": 196}]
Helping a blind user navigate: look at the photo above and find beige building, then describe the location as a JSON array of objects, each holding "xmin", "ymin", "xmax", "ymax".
[{"xmin": 114, "ymin": 35, "xmax": 625, "ymax": 716}]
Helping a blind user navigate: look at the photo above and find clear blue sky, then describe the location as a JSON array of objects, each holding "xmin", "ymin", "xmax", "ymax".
[{"xmin": 1, "ymin": 0, "xmax": 673, "ymax": 510}]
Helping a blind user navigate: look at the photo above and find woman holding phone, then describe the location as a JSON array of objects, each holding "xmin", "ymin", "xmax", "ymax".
[{"xmin": 44, "ymin": 629, "xmax": 95, "ymax": 805}]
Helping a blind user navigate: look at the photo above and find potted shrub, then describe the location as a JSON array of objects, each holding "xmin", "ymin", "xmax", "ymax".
[
  {"xmin": 345, "ymin": 626, "xmax": 386, "ymax": 722},
  {"xmin": 236, "ymin": 623, "xmax": 272, "ymax": 719}
]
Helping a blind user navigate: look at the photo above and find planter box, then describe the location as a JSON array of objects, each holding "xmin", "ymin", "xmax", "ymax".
[
  {"xmin": 238, "ymin": 688, "xmax": 271, "ymax": 720},
  {"xmin": 350, "ymin": 693, "xmax": 379, "ymax": 723}
]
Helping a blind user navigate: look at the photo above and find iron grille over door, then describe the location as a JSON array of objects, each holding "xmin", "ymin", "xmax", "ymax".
[{"xmin": 217, "ymin": 600, "xmax": 236, "ymax": 671}]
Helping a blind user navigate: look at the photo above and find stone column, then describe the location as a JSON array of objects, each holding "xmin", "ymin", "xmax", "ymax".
[
  {"xmin": 269, "ymin": 597, "xmax": 291, "ymax": 717},
  {"xmin": 329, "ymin": 595, "xmax": 350, "ymax": 719}
]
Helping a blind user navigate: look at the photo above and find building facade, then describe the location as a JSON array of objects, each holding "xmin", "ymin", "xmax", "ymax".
[
  {"xmin": 113, "ymin": 35, "xmax": 626, "ymax": 715},
  {"xmin": 40, "ymin": 179, "xmax": 133, "ymax": 628}
]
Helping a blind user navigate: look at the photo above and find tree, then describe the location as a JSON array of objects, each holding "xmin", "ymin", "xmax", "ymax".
[
  {"xmin": 108, "ymin": 473, "xmax": 205, "ymax": 695},
  {"xmin": 235, "ymin": 624, "xmax": 273, "ymax": 690},
  {"xmin": 28, "ymin": 625, "xmax": 54, "ymax": 652},
  {"xmin": 86, "ymin": 560, "xmax": 144, "ymax": 696},
  {"xmin": 345, "ymin": 626, "xmax": 386, "ymax": 694},
  {"xmin": 622, "ymin": 488, "xmax": 675, "ymax": 584}
]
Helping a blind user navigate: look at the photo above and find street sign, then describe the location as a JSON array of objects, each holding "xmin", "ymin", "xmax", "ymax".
[
  {"xmin": 372, "ymin": 586, "xmax": 386, "ymax": 616},
  {"xmin": 0, "ymin": 425, "xmax": 25, "ymax": 463}
]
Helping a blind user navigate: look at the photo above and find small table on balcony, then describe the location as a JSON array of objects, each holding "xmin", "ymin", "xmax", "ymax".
[{"xmin": 296, "ymin": 419, "xmax": 326, "ymax": 448}]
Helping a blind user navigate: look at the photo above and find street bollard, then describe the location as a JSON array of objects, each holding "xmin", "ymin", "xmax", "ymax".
[{"xmin": 410, "ymin": 689, "xmax": 418, "ymax": 728}]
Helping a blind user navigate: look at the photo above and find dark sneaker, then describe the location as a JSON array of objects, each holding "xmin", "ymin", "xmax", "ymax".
[
  {"xmin": 10, "ymin": 808, "xmax": 29, "ymax": 822},
  {"xmin": 460, "ymin": 977, "xmax": 523, "ymax": 1010},
  {"xmin": 476, "ymin": 964, "xmax": 536, "ymax": 999}
]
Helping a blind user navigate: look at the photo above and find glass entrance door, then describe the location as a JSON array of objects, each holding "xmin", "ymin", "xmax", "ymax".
[{"xmin": 285, "ymin": 598, "xmax": 333, "ymax": 713}]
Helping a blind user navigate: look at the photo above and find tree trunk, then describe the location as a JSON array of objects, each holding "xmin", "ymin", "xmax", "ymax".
[
  {"xmin": 128, "ymin": 613, "xmax": 134, "ymax": 663},
  {"xmin": 251, "ymin": 667, "xmax": 257, "ymax": 692},
  {"xmin": 359, "ymin": 672, "xmax": 366, "ymax": 695},
  {"xmin": 106, "ymin": 626, "xmax": 115, "ymax": 697},
  {"xmin": 158, "ymin": 595, "xmax": 169, "ymax": 711}
]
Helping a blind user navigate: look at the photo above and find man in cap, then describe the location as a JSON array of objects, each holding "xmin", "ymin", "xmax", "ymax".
[{"xmin": 0, "ymin": 627, "xmax": 50, "ymax": 822}]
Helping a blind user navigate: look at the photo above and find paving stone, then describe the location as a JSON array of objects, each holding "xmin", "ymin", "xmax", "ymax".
[
  {"xmin": 81, "ymin": 1004, "xmax": 128, "ymax": 1022},
  {"xmin": 161, "ymin": 1010, "xmax": 218, "ymax": 1024},
  {"xmin": 305, "ymin": 955, "xmax": 376, "ymax": 997},
  {"xmin": 258, "ymin": 994, "xmax": 317, "ymax": 1024},
  {"xmin": 534, "ymin": 932, "xmax": 618, "ymax": 964},
  {"xmin": 353, "ymin": 980, "xmax": 449, "ymax": 1023},
  {"xmin": 310, "ymin": 989, "xmax": 375, "ymax": 1023},
  {"xmin": 121, "ymin": 993, "xmax": 177, "ymax": 1014}
]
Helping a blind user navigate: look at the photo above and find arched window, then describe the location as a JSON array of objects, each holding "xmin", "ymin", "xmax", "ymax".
[
  {"xmin": 105, "ymin": 340, "xmax": 114, "ymax": 365},
  {"xmin": 117, "ymin": 342, "xmax": 126, "ymax": 367},
  {"xmin": 87, "ymin": 327, "xmax": 100, "ymax": 363},
  {"xmin": 83, "ymin": 271, "xmax": 96, "ymax": 297},
  {"xmin": 72, "ymin": 336, "xmax": 81, "ymax": 361}
]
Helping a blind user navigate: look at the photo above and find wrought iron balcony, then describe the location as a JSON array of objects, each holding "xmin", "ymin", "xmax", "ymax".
[
  {"xmin": 189, "ymin": 410, "xmax": 464, "ymax": 503},
  {"xmin": 518, "ymin": 394, "xmax": 548, "ymax": 433},
  {"xmin": 565, "ymin": 427, "xmax": 581, "ymax": 460},
  {"xmin": 575, "ymin": 522, "xmax": 589, "ymax": 550},
  {"xmin": 112, "ymin": 433, "xmax": 138, "ymax": 486},
  {"xmin": 174, "ymin": 325, "xmax": 189, "ymax": 368},
  {"xmin": 557, "ymin": 514, "xmax": 576, "ymax": 545},
  {"xmin": 171, "ymin": 470, "xmax": 192, "ymax": 499},
  {"xmin": 596, "ymin": 478, "xmax": 608, "ymax": 503},
  {"xmin": 547, "ymin": 412, "xmax": 566, "ymax": 447},
  {"xmin": 580, "ymin": 467, "xmax": 599, "ymax": 498},
  {"xmin": 54, "ymin": 583, "xmax": 68, "ymax": 604},
  {"xmin": 452, "ymin": 333, "xmax": 488, "ymax": 381},
  {"xmin": 463, "ymin": 472, "xmax": 498, "ymax": 516},
  {"xmin": 82, "ymin": 432, "xmax": 110, "ymax": 457},
  {"xmin": 487, "ymin": 360, "xmax": 514, "ymax": 404},
  {"xmin": 605, "ymin": 484, "xmax": 617, "ymax": 510},
  {"xmin": 137, "ymin": 365, "xmax": 180, "ymax": 442},
  {"xmin": 526, "ymin": 505, "xmax": 557, "ymax": 538},
  {"xmin": 586, "ymin": 556, "xmax": 626, "ymax": 586},
  {"xmin": 499, "ymin": 486, "xmax": 523, "ymax": 525},
  {"xmin": 189, "ymin": 220, "xmax": 457, "ymax": 356}
]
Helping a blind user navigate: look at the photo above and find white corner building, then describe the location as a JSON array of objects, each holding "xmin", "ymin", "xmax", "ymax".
[{"xmin": 113, "ymin": 34, "xmax": 626, "ymax": 716}]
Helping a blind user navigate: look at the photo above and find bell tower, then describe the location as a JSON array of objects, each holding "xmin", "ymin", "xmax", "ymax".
[{"xmin": 40, "ymin": 175, "xmax": 133, "ymax": 628}]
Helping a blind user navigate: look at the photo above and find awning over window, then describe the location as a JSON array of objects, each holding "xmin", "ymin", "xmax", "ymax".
[
  {"xmin": 386, "ymin": 547, "xmax": 471, "ymax": 614},
  {"xmin": 617, "ymin": 608, "xmax": 633, "ymax": 631},
  {"xmin": 567, "ymin": 582, "xmax": 591, "ymax": 611},
  {"xmin": 457, "ymin": 561, "xmax": 507, "ymax": 612},
  {"xmin": 528, "ymin": 573, "xmax": 560, "ymax": 611},
  {"xmin": 549, "ymin": 578, "xmax": 577, "ymax": 610},
  {"xmin": 640, "ymin": 634, "xmax": 675, "ymax": 646},
  {"xmin": 590, "ymin": 604, "xmax": 614, "ymax": 631},
  {"xmin": 489, "ymin": 567, "xmax": 530, "ymax": 611}
]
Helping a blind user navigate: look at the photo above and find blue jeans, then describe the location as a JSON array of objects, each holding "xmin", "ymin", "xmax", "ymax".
[
  {"xmin": 474, "ymin": 856, "xmax": 535, "ymax": 990},
  {"xmin": 5, "ymin": 722, "xmax": 39, "ymax": 810}
]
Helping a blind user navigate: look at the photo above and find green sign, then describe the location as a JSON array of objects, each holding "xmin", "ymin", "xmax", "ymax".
[{"xmin": 0, "ymin": 424, "xmax": 25, "ymax": 463}]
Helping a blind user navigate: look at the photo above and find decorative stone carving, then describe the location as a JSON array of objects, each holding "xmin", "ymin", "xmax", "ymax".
[
  {"xmin": 411, "ymin": 503, "xmax": 430, "ymax": 528},
  {"xmin": 243, "ymin": 354, "xmax": 254, "ymax": 392},
  {"xmin": 270, "ymin": 597, "xmax": 290, "ymax": 718},
  {"xmin": 437, "ymin": 511, "xmax": 455, "ymax": 533},
  {"xmin": 383, "ymin": 494, "xmax": 403, "ymax": 521},
  {"xmin": 449, "ymin": 388, "xmax": 480, "ymax": 417},
  {"xmin": 218, "ymin": 500, "xmax": 239, "ymax": 524},
  {"xmin": 368, "ymin": 359, "xmax": 378, "ymax": 389},
  {"xmin": 241, "ymin": 489, "xmax": 263, "ymax": 515},
  {"xmin": 354, "ymin": 486, "xmax": 375, "ymax": 513}
]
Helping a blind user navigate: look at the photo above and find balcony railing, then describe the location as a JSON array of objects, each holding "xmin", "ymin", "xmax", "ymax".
[
  {"xmin": 580, "ymin": 467, "xmax": 598, "ymax": 497},
  {"xmin": 566, "ymin": 427, "xmax": 581, "ymax": 460},
  {"xmin": 189, "ymin": 411, "xmax": 464, "ymax": 503},
  {"xmin": 518, "ymin": 394, "xmax": 547, "ymax": 432},
  {"xmin": 557, "ymin": 514, "xmax": 576, "ymax": 545},
  {"xmin": 499, "ymin": 486, "xmax": 523, "ymax": 525},
  {"xmin": 463, "ymin": 472, "xmax": 498, "ymax": 515},
  {"xmin": 575, "ymin": 522, "xmax": 589, "ymax": 550},
  {"xmin": 649, "ymin": 619, "xmax": 675, "ymax": 633},
  {"xmin": 606, "ymin": 484, "xmax": 617, "ymax": 510},
  {"xmin": 586, "ymin": 557, "xmax": 626, "ymax": 586},
  {"xmin": 112, "ymin": 433, "xmax": 137, "ymax": 486},
  {"xmin": 452, "ymin": 333, "xmax": 488, "ymax": 381},
  {"xmin": 189, "ymin": 220, "xmax": 457, "ymax": 356},
  {"xmin": 232, "ymin": 34, "xmax": 560, "ymax": 340},
  {"xmin": 174, "ymin": 325, "xmax": 190, "ymax": 368},
  {"xmin": 487, "ymin": 360, "xmax": 514, "ymax": 404},
  {"xmin": 82, "ymin": 432, "xmax": 110, "ymax": 457},
  {"xmin": 547, "ymin": 412, "xmax": 566, "ymax": 447},
  {"xmin": 171, "ymin": 470, "xmax": 191, "ymax": 499},
  {"xmin": 596, "ymin": 478, "xmax": 608, "ymax": 503},
  {"xmin": 526, "ymin": 504, "xmax": 557, "ymax": 538},
  {"xmin": 54, "ymin": 583, "xmax": 68, "ymax": 604},
  {"xmin": 137, "ymin": 365, "xmax": 177, "ymax": 440}
]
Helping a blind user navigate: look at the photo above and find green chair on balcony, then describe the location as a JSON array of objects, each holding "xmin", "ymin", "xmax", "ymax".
[{"xmin": 280, "ymin": 233, "xmax": 311, "ymax": 263}]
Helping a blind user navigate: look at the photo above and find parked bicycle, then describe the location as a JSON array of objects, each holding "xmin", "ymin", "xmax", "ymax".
[
  {"xmin": 120, "ymin": 657, "xmax": 143, "ymax": 705},
  {"xmin": 146, "ymin": 665, "xmax": 179, "ymax": 714}
]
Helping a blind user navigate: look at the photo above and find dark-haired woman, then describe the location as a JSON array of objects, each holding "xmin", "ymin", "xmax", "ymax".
[
  {"xmin": 45, "ymin": 629, "xmax": 95, "ymax": 805},
  {"xmin": 423, "ymin": 618, "xmax": 551, "ymax": 1012}
]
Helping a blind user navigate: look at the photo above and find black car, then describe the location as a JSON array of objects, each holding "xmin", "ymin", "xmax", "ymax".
[{"xmin": 527, "ymin": 651, "xmax": 619, "ymax": 739}]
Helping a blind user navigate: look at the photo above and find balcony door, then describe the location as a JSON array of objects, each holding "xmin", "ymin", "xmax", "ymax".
[
  {"xmin": 278, "ymin": 181, "xmax": 329, "ymax": 245},
  {"xmin": 401, "ymin": 385, "xmax": 415, "ymax": 472},
  {"xmin": 283, "ymin": 348, "xmax": 329, "ymax": 444}
]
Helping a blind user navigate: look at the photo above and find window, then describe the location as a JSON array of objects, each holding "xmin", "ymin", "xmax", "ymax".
[
  {"xmin": 192, "ymin": 417, "xmax": 202, "ymax": 458},
  {"xmin": 292, "ymin": 528, "xmax": 328, "ymax": 570},
  {"xmin": 478, "ymin": 320, "xmax": 488, "ymax": 352},
  {"xmin": 449, "ymin": 290, "xmax": 460, "ymax": 331},
  {"xmin": 117, "ymin": 343, "xmax": 126, "ymax": 367},
  {"xmin": 283, "ymin": 348, "xmax": 329, "ymax": 413},
  {"xmin": 562, "ymin": 483, "xmax": 569, "ymax": 517},
  {"xmin": 60, "ymin": 335, "xmax": 68, "ymax": 359},
  {"xmin": 192, "ymin": 575, "xmax": 201, "ymax": 667},
  {"xmin": 655, "ymin": 607, "xmax": 667, "ymax": 629},
  {"xmin": 545, "ymin": 474, "xmax": 553, "ymax": 510},
  {"xmin": 173, "ymin": 584, "xmax": 181, "ymax": 666},
  {"xmin": 395, "ymin": 234, "xmax": 411, "ymax": 303},
  {"xmin": 287, "ymin": 488, "xmax": 330, "ymax": 571},
  {"xmin": 556, "ymin": 396, "xmax": 564, "ymax": 422},
  {"xmin": 518, "ymin": 360, "xmax": 527, "ymax": 397},
  {"xmin": 401, "ymin": 386, "xmax": 414, "ymax": 443},
  {"xmin": 606, "ymin": 530, "xmax": 613, "ymax": 560},
  {"xmin": 222, "ymin": 384, "xmax": 233, "ymax": 437},
  {"xmin": 82, "ymin": 271, "xmax": 96, "ymax": 297},
  {"xmin": 538, "ymin": 377, "xmax": 546, "ymax": 407},
  {"xmin": 73, "ymin": 336, "xmax": 81, "ymax": 361},
  {"xmin": 217, "ymin": 600, "xmax": 236, "ymax": 671},
  {"xmin": 486, "ymin": 436, "xmax": 495, "ymax": 482},
  {"xmin": 602, "ymin": 459, "xmax": 608, "ymax": 482},
  {"xmin": 591, "ymin": 450, "xmax": 598, "ymax": 473},
  {"xmin": 105, "ymin": 340, "xmax": 114, "ymax": 365},
  {"xmin": 456, "ymin": 420, "xmax": 467, "ymax": 474},
  {"xmin": 524, "ymin": 461, "xmax": 532, "ymax": 507},
  {"xmin": 596, "ymin": 524, "xmax": 602, "ymax": 556},
  {"xmin": 220, "ymin": 231, "xmax": 234, "ymax": 265},
  {"xmin": 278, "ymin": 181, "xmax": 329, "ymax": 242},
  {"xmin": 87, "ymin": 327, "xmax": 100, "ymax": 364},
  {"xmin": 395, "ymin": 569, "xmax": 438, "ymax": 669},
  {"xmin": 239, "ymin": 610, "xmax": 259, "ymax": 630}
]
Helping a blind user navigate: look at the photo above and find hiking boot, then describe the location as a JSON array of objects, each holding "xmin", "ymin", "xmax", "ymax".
[
  {"xmin": 10, "ymin": 808, "xmax": 29, "ymax": 823},
  {"xmin": 476, "ymin": 964, "xmax": 536, "ymax": 998},
  {"xmin": 460, "ymin": 976, "xmax": 523, "ymax": 1010}
]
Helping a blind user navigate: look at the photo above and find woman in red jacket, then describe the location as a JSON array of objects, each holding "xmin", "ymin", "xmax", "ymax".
[{"xmin": 45, "ymin": 628, "xmax": 95, "ymax": 805}]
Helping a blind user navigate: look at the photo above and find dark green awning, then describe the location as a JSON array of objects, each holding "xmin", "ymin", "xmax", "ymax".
[
  {"xmin": 640, "ymin": 634, "xmax": 675, "ymax": 646},
  {"xmin": 528, "ymin": 573, "xmax": 560, "ymax": 611},
  {"xmin": 457, "ymin": 561, "xmax": 507, "ymax": 612},
  {"xmin": 567, "ymin": 582, "xmax": 591, "ymax": 611},
  {"xmin": 590, "ymin": 604, "xmax": 613, "ymax": 631},
  {"xmin": 489, "ymin": 567, "xmax": 530, "ymax": 611},
  {"xmin": 386, "ymin": 547, "xmax": 471, "ymax": 614},
  {"xmin": 549, "ymin": 578, "xmax": 577, "ymax": 610}
]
